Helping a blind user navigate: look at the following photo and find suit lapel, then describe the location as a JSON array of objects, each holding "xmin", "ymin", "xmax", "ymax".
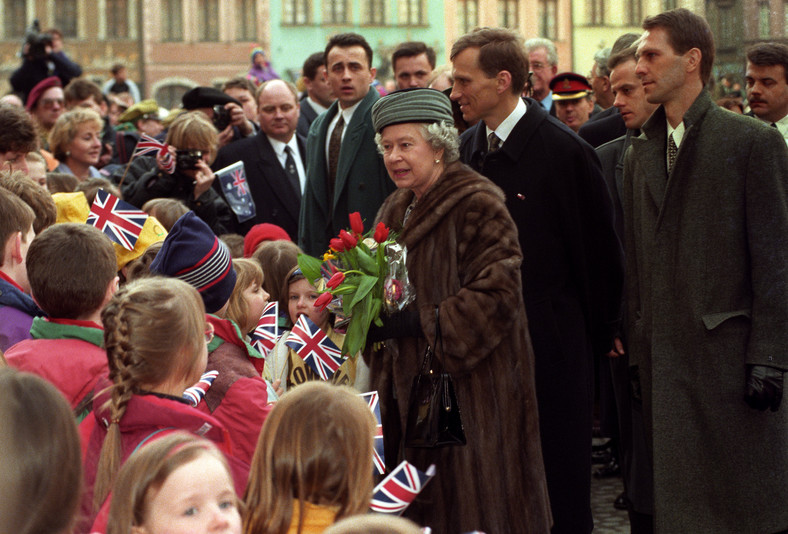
[
  {"xmin": 256, "ymin": 135, "xmax": 300, "ymax": 222},
  {"xmin": 333, "ymin": 88, "xmax": 374, "ymax": 205}
]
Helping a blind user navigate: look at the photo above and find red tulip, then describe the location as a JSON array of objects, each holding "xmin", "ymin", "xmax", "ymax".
[
  {"xmin": 373, "ymin": 222, "xmax": 390, "ymax": 243},
  {"xmin": 339, "ymin": 229, "xmax": 357, "ymax": 249},
  {"xmin": 329, "ymin": 237, "xmax": 345, "ymax": 252},
  {"xmin": 314, "ymin": 291, "xmax": 333, "ymax": 311},
  {"xmin": 326, "ymin": 271, "xmax": 345, "ymax": 289},
  {"xmin": 349, "ymin": 212, "xmax": 364, "ymax": 235}
]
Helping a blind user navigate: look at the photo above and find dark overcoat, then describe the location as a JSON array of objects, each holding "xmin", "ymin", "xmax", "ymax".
[
  {"xmin": 622, "ymin": 90, "xmax": 788, "ymax": 533},
  {"xmin": 459, "ymin": 99, "xmax": 623, "ymax": 534},
  {"xmin": 596, "ymin": 132, "xmax": 654, "ymax": 517},
  {"xmin": 212, "ymin": 131, "xmax": 305, "ymax": 238},
  {"xmin": 298, "ymin": 87, "xmax": 395, "ymax": 256},
  {"xmin": 370, "ymin": 162, "xmax": 552, "ymax": 534}
]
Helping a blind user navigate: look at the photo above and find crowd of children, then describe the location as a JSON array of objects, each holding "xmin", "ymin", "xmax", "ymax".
[{"xmin": 0, "ymin": 172, "xmax": 413, "ymax": 534}]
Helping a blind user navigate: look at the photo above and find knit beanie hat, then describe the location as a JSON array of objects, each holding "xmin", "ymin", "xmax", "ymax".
[{"xmin": 150, "ymin": 212, "xmax": 236, "ymax": 313}]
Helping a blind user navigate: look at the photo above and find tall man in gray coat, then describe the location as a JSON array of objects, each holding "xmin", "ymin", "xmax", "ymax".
[
  {"xmin": 623, "ymin": 9, "xmax": 788, "ymax": 532},
  {"xmin": 298, "ymin": 33, "xmax": 394, "ymax": 256}
]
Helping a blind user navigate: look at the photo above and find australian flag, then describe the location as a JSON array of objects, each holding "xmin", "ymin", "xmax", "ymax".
[
  {"xmin": 87, "ymin": 189, "xmax": 148, "ymax": 251},
  {"xmin": 360, "ymin": 391, "xmax": 386, "ymax": 474},
  {"xmin": 182, "ymin": 370, "xmax": 219, "ymax": 407},
  {"xmin": 250, "ymin": 301, "xmax": 279, "ymax": 358},
  {"xmin": 133, "ymin": 133, "xmax": 174, "ymax": 173},
  {"xmin": 215, "ymin": 161, "xmax": 256, "ymax": 223},
  {"xmin": 285, "ymin": 315, "xmax": 345, "ymax": 380},
  {"xmin": 370, "ymin": 460, "xmax": 436, "ymax": 515}
]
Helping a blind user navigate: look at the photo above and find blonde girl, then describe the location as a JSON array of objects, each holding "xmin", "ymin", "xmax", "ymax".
[
  {"xmin": 225, "ymin": 258, "xmax": 270, "ymax": 336},
  {"xmin": 80, "ymin": 277, "xmax": 242, "ymax": 532},
  {"xmin": 243, "ymin": 382, "xmax": 376, "ymax": 534},
  {"xmin": 267, "ymin": 267, "xmax": 368, "ymax": 392}
]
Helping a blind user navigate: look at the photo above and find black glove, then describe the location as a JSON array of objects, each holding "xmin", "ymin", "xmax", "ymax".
[
  {"xmin": 366, "ymin": 310, "xmax": 423, "ymax": 344},
  {"xmin": 744, "ymin": 364, "xmax": 784, "ymax": 412},
  {"xmin": 629, "ymin": 365, "xmax": 642, "ymax": 404}
]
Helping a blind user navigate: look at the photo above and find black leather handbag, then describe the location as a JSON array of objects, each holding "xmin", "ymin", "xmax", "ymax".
[{"xmin": 404, "ymin": 308, "xmax": 466, "ymax": 448}]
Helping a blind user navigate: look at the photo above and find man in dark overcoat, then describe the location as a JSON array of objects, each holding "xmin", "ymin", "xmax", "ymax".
[
  {"xmin": 213, "ymin": 80, "xmax": 305, "ymax": 238},
  {"xmin": 597, "ymin": 45, "xmax": 659, "ymax": 533},
  {"xmin": 623, "ymin": 9, "xmax": 788, "ymax": 532},
  {"xmin": 298, "ymin": 33, "xmax": 394, "ymax": 256},
  {"xmin": 451, "ymin": 28, "xmax": 624, "ymax": 534}
]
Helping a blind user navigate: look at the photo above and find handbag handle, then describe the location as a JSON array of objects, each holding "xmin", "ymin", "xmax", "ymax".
[{"xmin": 418, "ymin": 307, "xmax": 443, "ymax": 374}]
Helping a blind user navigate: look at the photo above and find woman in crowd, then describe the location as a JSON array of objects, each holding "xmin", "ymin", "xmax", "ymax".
[
  {"xmin": 48, "ymin": 108, "xmax": 103, "ymax": 181},
  {"xmin": 366, "ymin": 88, "xmax": 551, "ymax": 533},
  {"xmin": 122, "ymin": 111, "xmax": 233, "ymax": 235},
  {"xmin": 80, "ymin": 277, "xmax": 246, "ymax": 532},
  {"xmin": 0, "ymin": 368, "xmax": 82, "ymax": 534},
  {"xmin": 243, "ymin": 381, "xmax": 375, "ymax": 534},
  {"xmin": 107, "ymin": 432, "xmax": 242, "ymax": 534}
]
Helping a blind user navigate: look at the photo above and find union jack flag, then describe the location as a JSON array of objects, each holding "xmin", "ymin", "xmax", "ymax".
[
  {"xmin": 370, "ymin": 460, "xmax": 436, "ymax": 515},
  {"xmin": 182, "ymin": 370, "xmax": 219, "ymax": 406},
  {"xmin": 250, "ymin": 301, "xmax": 279, "ymax": 358},
  {"xmin": 87, "ymin": 189, "xmax": 148, "ymax": 250},
  {"xmin": 285, "ymin": 315, "xmax": 345, "ymax": 380},
  {"xmin": 215, "ymin": 161, "xmax": 256, "ymax": 223},
  {"xmin": 132, "ymin": 133, "xmax": 174, "ymax": 174},
  {"xmin": 360, "ymin": 391, "xmax": 386, "ymax": 474},
  {"xmin": 231, "ymin": 167, "xmax": 248, "ymax": 195}
]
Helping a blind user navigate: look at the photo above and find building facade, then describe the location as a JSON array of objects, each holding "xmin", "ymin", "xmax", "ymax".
[{"xmin": 0, "ymin": 0, "xmax": 784, "ymax": 108}]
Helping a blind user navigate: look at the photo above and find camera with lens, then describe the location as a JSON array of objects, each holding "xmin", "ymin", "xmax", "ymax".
[
  {"xmin": 212, "ymin": 105, "xmax": 232, "ymax": 131},
  {"xmin": 176, "ymin": 149, "xmax": 203, "ymax": 171},
  {"xmin": 22, "ymin": 20, "xmax": 53, "ymax": 61}
]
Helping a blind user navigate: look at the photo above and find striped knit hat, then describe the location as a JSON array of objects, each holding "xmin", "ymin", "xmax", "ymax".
[{"xmin": 150, "ymin": 211, "xmax": 236, "ymax": 314}]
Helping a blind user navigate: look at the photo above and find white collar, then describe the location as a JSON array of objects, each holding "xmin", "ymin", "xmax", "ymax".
[
  {"xmin": 486, "ymin": 98, "xmax": 526, "ymax": 144},
  {"xmin": 666, "ymin": 119, "xmax": 686, "ymax": 148}
]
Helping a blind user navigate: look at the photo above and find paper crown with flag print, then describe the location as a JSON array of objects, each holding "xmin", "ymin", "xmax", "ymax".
[
  {"xmin": 51, "ymin": 191, "xmax": 168, "ymax": 271},
  {"xmin": 150, "ymin": 211, "xmax": 236, "ymax": 314}
]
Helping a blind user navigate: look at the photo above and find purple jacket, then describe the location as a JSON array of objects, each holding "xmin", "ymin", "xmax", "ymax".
[{"xmin": 0, "ymin": 277, "xmax": 42, "ymax": 351}]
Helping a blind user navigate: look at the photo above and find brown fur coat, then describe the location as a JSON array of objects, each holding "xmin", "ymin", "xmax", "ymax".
[{"xmin": 370, "ymin": 161, "xmax": 552, "ymax": 534}]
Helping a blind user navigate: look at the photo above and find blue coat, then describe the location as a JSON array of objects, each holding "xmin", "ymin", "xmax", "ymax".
[{"xmin": 298, "ymin": 87, "xmax": 394, "ymax": 256}]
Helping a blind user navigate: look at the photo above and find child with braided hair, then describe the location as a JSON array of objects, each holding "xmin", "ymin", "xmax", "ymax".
[{"xmin": 78, "ymin": 277, "xmax": 248, "ymax": 534}]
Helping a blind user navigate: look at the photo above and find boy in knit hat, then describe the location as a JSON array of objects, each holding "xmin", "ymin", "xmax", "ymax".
[
  {"xmin": 4, "ymin": 223, "xmax": 118, "ymax": 421},
  {"xmin": 150, "ymin": 211, "xmax": 274, "ymax": 465}
]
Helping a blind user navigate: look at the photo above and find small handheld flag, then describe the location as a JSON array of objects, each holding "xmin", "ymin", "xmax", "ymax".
[
  {"xmin": 360, "ymin": 391, "xmax": 386, "ymax": 474},
  {"xmin": 370, "ymin": 460, "xmax": 436, "ymax": 515},
  {"xmin": 133, "ymin": 133, "xmax": 174, "ymax": 174},
  {"xmin": 182, "ymin": 370, "xmax": 219, "ymax": 406},
  {"xmin": 215, "ymin": 161, "xmax": 256, "ymax": 223},
  {"xmin": 87, "ymin": 189, "xmax": 148, "ymax": 250},
  {"xmin": 250, "ymin": 301, "xmax": 279, "ymax": 358},
  {"xmin": 285, "ymin": 315, "xmax": 345, "ymax": 380}
]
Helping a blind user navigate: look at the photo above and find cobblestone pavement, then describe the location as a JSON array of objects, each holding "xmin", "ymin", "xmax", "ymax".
[{"xmin": 591, "ymin": 473, "xmax": 630, "ymax": 533}]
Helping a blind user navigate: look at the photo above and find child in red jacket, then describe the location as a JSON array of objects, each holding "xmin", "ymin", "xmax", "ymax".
[{"xmin": 5, "ymin": 223, "xmax": 118, "ymax": 421}]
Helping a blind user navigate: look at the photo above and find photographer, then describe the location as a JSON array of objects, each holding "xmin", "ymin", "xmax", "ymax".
[
  {"xmin": 122, "ymin": 111, "xmax": 233, "ymax": 236},
  {"xmin": 181, "ymin": 86, "xmax": 254, "ymax": 149},
  {"xmin": 10, "ymin": 23, "xmax": 82, "ymax": 102}
]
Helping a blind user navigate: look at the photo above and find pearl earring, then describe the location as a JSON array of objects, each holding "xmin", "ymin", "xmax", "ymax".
[
  {"xmin": 66, "ymin": 151, "xmax": 71, "ymax": 157},
  {"xmin": 434, "ymin": 159, "xmax": 440, "ymax": 164}
]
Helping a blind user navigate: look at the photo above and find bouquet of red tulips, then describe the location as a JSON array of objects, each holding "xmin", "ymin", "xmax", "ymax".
[{"xmin": 297, "ymin": 212, "xmax": 414, "ymax": 357}]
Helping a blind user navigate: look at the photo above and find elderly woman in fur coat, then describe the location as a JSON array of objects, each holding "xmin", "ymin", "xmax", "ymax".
[{"xmin": 366, "ymin": 89, "xmax": 552, "ymax": 533}]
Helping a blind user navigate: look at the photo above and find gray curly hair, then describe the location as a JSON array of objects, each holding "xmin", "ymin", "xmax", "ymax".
[{"xmin": 375, "ymin": 121, "xmax": 460, "ymax": 164}]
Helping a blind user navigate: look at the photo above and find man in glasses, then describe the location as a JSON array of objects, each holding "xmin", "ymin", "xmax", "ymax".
[
  {"xmin": 25, "ymin": 76, "xmax": 64, "ymax": 151},
  {"xmin": 525, "ymin": 37, "xmax": 559, "ymax": 116}
]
